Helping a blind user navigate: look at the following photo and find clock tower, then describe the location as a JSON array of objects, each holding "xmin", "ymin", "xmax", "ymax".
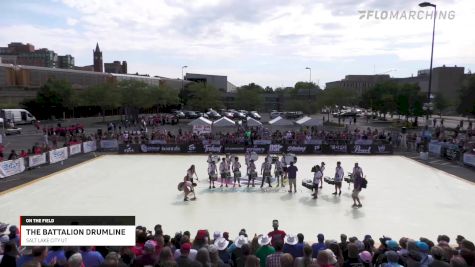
[{"xmin": 93, "ymin": 42, "xmax": 103, "ymax": 72}]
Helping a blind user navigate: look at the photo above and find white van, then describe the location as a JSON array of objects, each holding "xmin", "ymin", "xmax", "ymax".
[{"xmin": 0, "ymin": 109, "xmax": 36, "ymax": 125}]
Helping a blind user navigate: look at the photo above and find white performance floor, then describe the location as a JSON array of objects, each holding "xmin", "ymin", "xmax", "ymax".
[{"xmin": 1, "ymin": 155, "xmax": 474, "ymax": 242}]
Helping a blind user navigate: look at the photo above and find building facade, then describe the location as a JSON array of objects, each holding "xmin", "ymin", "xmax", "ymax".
[
  {"xmin": 104, "ymin": 60, "xmax": 127, "ymax": 74},
  {"xmin": 0, "ymin": 42, "xmax": 75, "ymax": 69},
  {"xmin": 184, "ymin": 73, "xmax": 236, "ymax": 92},
  {"xmin": 93, "ymin": 43, "xmax": 103, "ymax": 73}
]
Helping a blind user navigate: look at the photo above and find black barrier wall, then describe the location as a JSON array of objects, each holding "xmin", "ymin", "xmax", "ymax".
[{"xmin": 118, "ymin": 144, "xmax": 394, "ymax": 155}]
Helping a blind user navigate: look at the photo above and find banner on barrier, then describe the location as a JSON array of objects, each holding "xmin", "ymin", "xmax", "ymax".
[
  {"xmin": 49, "ymin": 147, "xmax": 69, "ymax": 164},
  {"xmin": 69, "ymin": 143, "xmax": 82, "ymax": 156},
  {"xmin": 350, "ymin": 145, "xmax": 373, "ymax": 154},
  {"xmin": 372, "ymin": 144, "xmax": 393, "ymax": 154},
  {"xmin": 428, "ymin": 142, "xmax": 442, "ymax": 155},
  {"xmin": 354, "ymin": 139, "xmax": 373, "ymax": 145},
  {"xmin": 328, "ymin": 144, "xmax": 348, "ymax": 154},
  {"xmin": 149, "ymin": 140, "xmax": 167, "ymax": 145},
  {"xmin": 253, "ymin": 140, "xmax": 272, "ymax": 145},
  {"xmin": 100, "ymin": 139, "xmax": 119, "ymax": 151},
  {"xmin": 463, "ymin": 153, "xmax": 475, "ymax": 167},
  {"xmin": 0, "ymin": 158, "xmax": 25, "ymax": 178},
  {"xmin": 83, "ymin": 141, "xmax": 97, "ymax": 153},
  {"xmin": 29, "ymin": 153, "xmax": 47, "ymax": 168}
]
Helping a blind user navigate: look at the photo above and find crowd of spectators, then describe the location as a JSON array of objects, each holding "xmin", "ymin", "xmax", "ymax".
[{"xmin": 1, "ymin": 221, "xmax": 475, "ymax": 267}]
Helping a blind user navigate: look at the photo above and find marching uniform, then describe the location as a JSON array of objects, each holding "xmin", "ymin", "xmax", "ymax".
[
  {"xmin": 261, "ymin": 161, "xmax": 272, "ymax": 187},
  {"xmin": 274, "ymin": 160, "xmax": 284, "ymax": 187},
  {"xmin": 351, "ymin": 165, "xmax": 364, "ymax": 207},
  {"xmin": 313, "ymin": 169, "xmax": 323, "ymax": 198},
  {"xmin": 219, "ymin": 160, "xmax": 229, "ymax": 187},
  {"xmin": 333, "ymin": 164, "xmax": 344, "ymax": 196},
  {"xmin": 247, "ymin": 161, "xmax": 257, "ymax": 187},
  {"xmin": 281, "ymin": 156, "xmax": 288, "ymax": 178},
  {"xmin": 232, "ymin": 159, "xmax": 242, "ymax": 187},
  {"xmin": 208, "ymin": 161, "xmax": 217, "ymax": 188}
]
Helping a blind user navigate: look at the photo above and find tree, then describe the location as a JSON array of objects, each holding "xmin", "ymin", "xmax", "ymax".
[
  {"xmin": 186, "ymin": 82, "xmax": 223, "ymax": 111},
  {"xmin": 80, "ymin": 83, "xmax": 121, "ymax": 121},
  {"xmin": 117, "ymin": 80, "xmax": 151, "ymax": 120},
  {"xmin": 433, "ymin": 92, "xmax": 449, "ymax": 117},
  {"xmin": 457, "ymin": 76, "xmax": 475, "ymax": 116},
  {"xmin": 294, "ymin": 81, "xmax": 320, "ymax": 90},
  {"xmin": 235, "ymin": 83, "xmax": 264, "ymax": 110}
]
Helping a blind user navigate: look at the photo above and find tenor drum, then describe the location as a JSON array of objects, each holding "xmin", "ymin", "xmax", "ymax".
[{"xmin": 250, "ymin": 152, "xmax": 258, "ymax": 161}]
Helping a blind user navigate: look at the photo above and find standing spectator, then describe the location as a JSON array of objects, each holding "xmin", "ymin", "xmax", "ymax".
[
  {"xmin": 196, "ymin": 248, "xmax": 211, "ymax": 267},
  {"xmin": 429, "ymin": 246, "xmax": 450, "ymax": 267},
  {"xmin": 265, "ymin": 240, "xmax": 283, "ymax": 267},
  {"xmin": 134, "ymin": 240, "xmax": 158, "ymax": 267},
  {"xmin": 268, "ymin": 220, "xmax": 286, "ymax": 247},
  {"xmin": 287, "ymin": 162, "xmax": 298, "ymax": 193},
  {"xmin": 312, "ymin": 234, "xmax": 326, "ymax": 258},
  {"xmin": 215, "ymin": 238, "xmax": 231, "ymax": 265},
  {"xmin": 8, "ymin": 150, "xmax": 18, "ymax": 160},
  {"xmin": 176, "ymin": 243, "xmax": 201, "ymax": 267},
  {"xmin": 283, "ymin": 234, "xmax": 301, "ymax": 259},
  {"xmin": 256, "ymin": 236, "xmax": 275, "ymax": 267},
  {"xmin": 0, "ymin": 241, "xmax": 18, "ymax": 267},
  {"xmin": 208, "ymin": 245, "xmax": 227, "ymax": 267},
  {"xmin": 339, "ymin": 234, "xmax": 349, "ymax": 261},
  {"xmin": 68, "ymin": 253, "xmax": 83, "ymax": 267},
  {"xmin": 80, "ymin": 246, "xmax": 104, "ymax": 267}
]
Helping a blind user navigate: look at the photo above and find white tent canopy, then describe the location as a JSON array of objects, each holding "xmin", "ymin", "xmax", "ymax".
[
  {"xmin": 268, "ymin": 116, "xmax": 293, "ymax": 126},
  {"xmin": 246, "ymin": 117, "xmax": 262, "ymax": 127},
  {"xmin": 188, "ymin": 117, "xmax": 212, "ymax": 126},
  {"xmin": 213, "ymin": 117, "xmax": 236, "ymax": 127},
  {"xmin": 296, "ymin": 116, "xmax": 323, "ymax": 127}
]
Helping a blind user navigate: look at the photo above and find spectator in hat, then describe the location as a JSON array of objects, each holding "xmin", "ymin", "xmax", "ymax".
[
  {"xmin": 339, "ymin": 234, "xmax": 349, "ymax": 261},
  {"xmin": 358, "ymin": 251, "xmax": 372, "ymax": 267},
  {"xmin": 193, "ymin": 230, "xmax": 210, "ymax": 250},
  {"xmin": 265, "ymin": 240, "xmax": 284, "ymax": 267},
  {"xmin": 231, "ymin": 236, "xmax": 249, "ymax": 267},
  {"xmin": 316, "ymin": 249, "xmax": 338, "ymax": 267},
  {"xmin": 176, "ymin": 243, "xmax": 201, "ymax": 267},
  {"xmin": 256, "ymin": 235, "xmax": 275, "ymax": 267},
  {"xmin": 344, "ymin": 243, "xmax": 363, "ymax": 267},
  {"xmin": 385, "ymin": 251, "xmax": 403, "ymax": 267},
  {"xmin": 268, "ymin": 220, "xmax": 286, "ymax": 247},
  {"xmin": 0, "ymin": 241, "xmax": 19, "ymax": 267},
  {"xmin": 213, "ymin": 232, "xmax": 223, "ymax": 244},
  {"xmin": 417, "ymin": 241, "xmax": 434, "ymax": 266},
  {"xmin": 312, "ymin": 234, "xmax": 326, "ymax": 258},
  {"xmin": 295, "ymin": 244, "xmax": 316, "ymax": 267},
  {"xmin": 215, "ymin": 238, "xmax": 231, "ymax": 265},
  {"xmin": 195, "ymin": 248, "xmax": 211, "ymax": 267},
  {"xmin": 175, "ymin": 237, "xmax": 198, "ymax": 260},
  {"xmin": 134, "ymin": 240, "xmax": 158, "ymax": 266},
  {"xmin": 283, "ymin": 234, "xmax": 302, "ymax": 259},
  {"xmin": 429, "ymin": 246, "xmax": 450, "ymax": 267}
]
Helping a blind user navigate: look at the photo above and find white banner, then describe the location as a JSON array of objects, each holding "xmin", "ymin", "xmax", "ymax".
[
  {"xmin": 0, "ymin": 158, "xmax": 25, "ymax": 178},
  {"xmin": 354, "ymin": 139, "xmax": 373, "ymax": 145},
  {"xmin": 253, "ymin": 140, "xmax": 272, "ymax": 145},
  {"xmin": 193, "ymin": 125, "xmax": 211, "ymax": 134},
  {"xmin": 83, "ymin": 141, "xmax": 97, "ymax": 153},
  {"xmin": 100, "ymin": 139, "xmax": 119, "ymax": 150},
  {"xmin": 49, "ymin": 147, "xmax": 69, "ymax": 164},
  {"xmin": 428, "ymin": 142, "xmax": 442, "ymax": 155},
  {"xmin": 21, "ymin": 225, "xmax": 135, "ymax": 246},
  {"xmin": 149, "ymin": 139, "xmax": 167, "ymax": 144},
  {"xmin": 69, "ymin": 143, "xmax": 82, "ymax": 156},
  {"xmin": 463, "ymin": 153, "xmax": 475, "ymax": 167},
  {"xmin": 28, "ymin": 153, "xmax": 47, "ymax": 168}
]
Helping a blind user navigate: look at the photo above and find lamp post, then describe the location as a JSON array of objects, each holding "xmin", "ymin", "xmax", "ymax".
[
  {"xmin": 305, "ymin": 67, "xmax": 312, "ymax": 108},
  {"xmin": 181, "ymin": 65, "xmax": 188, "ymax": 92},
  {"xmin": 419, "ymin": 1, "xmax": 437, "ymax": 124}
]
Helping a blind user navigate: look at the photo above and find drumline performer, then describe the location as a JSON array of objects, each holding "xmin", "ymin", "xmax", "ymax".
[
  {"xmin": 312, "ymin": 165, "xmax": 323, "ymax": 199},
  {"xmin": 281, "ymin": 153, "xmax": 288, "ymax": 180},
  {"xmin": 208, "ymin": 160, "xmax": 218, "ymax": 189},
  {"xmin": 333, "ymin": 161, "xmax": 344, "ymax": 196},
  {"xmin": 232, "ymin": 156, "xmax": 242, "ymax": 187},
  {"xmin": 219, "ymin": 157, "xmax": 230, "ymax": 187},
  {"xmin": 182, "ymin": 174, "xmax": 196, "ymax": 201},
  {"xmin": 274, "ymin": 157, "xmax": 284, "ymax": 187},
  {"xmin": 260, "ymin": 159, "xmax": 273, "ymax": 188},
  {"xmin": 319, "ymin": 162, "xmax": 325, "ymax": 189},
  {"xmin": 247, "ymin": 159, "xmax": 257, "ymax": 187},
  {"xmin": 187, "ymin": 165, "xmax": 199, "ymax": 182},
  {"xmin": 351, "ymin": 163, "xmax": 364, "ymax": 208}
]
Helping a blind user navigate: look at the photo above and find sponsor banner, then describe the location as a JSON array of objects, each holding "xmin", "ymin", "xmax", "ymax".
[
  {"xmin": 100, "ymin": 139, "xmax": 119, "ymax": 151},
  {"xmin": 118, "ymin": 144, "xmax": 141, "ymax": 154},
  {"xmin": 371, "ymin": 144, "xmax": 393, "ymax": 154},
  {"xmin": 349, "ymin": 144, "xmax": 373, "ymax": 154},
  {"xmin": 149, "ymin": 140, "xmax": 167, "ymax": 145},
  {"xmin": 223, "ymin": 145, "xmax": 246, "ymax": 153},
  {"xmin": 245, "ymin": 145, "xmax": 268, "ymax": 154},
  {"xmin": 285, "ymin": 145, "xmax": 309, "ymax": 154},
  {"xmin": 428, "ymin": 142, "xmax": 442, "ymax": 155},
  {"xmin": 83, "ymin": 141, "xmax": 97, "ymax": 153},
  {"xmin": 268, "ymin": 144, "xmax": 284, "ymax": 154},
  {"xmin": 310, "ymin": 144, "xmax": 325, "ymax": 154},
  {"xmin": 203, "ymin": 144, "xmax": 223, "ymax": 153},
  {"xmin": 304, "ymin": 139, "xmax": 323, "ymax": 145},
  {"xmin": 28, "ymin": 153, "xmax": 47, "ymax": 168},
  {"xmin": 202, "ymin": 140, "xmax": 221, "ymax": 145},
  {"xmin": 354, "ymin": 139, "xmax": 373, "ymax": 145},
  {"xmin": 253, "ymin": 140, "xmax": 272, "ymax": 145},
  {"xmin": 0, "ymin": 158, "xmax": 25, "ymax": 178},
  {"xmin": 193, "ymin": 125, "xmax": 211, "ymax": 134},
  {"xmin": 444, "ymin": 146, "xmax": 460, "ymax": 161},
  {"xmin": 21, "ymin": 216, "xmax": 135, "ymax": 246},
  {"xmin": 182, "ymin": 143, "xmax": 203, "ymax": 153},
  {"xmin": 328, "ymin": 144, "xmax": 348, "ymax": 154},
  {"xmin": 69, "ymin": 143, "xmax": 82, "ymax": 156},
  {"xmin": 158, "ymin": 144, "xmax": 182, "ymax": 153},
  {"xmin": 49, "ymin": 147, "xmax": 69, "ymax": 164},
  {"xmin": 463, "ymin": 153, "xmax": 475, "ymax": 167}
]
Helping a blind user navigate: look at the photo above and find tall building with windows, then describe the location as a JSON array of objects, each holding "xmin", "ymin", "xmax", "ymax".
[
  {"xmin": 93, "ymin": 43, "xmax": 103, "ymax": 72},
  {"xmin": 105, "ymin": 60, "xmax": 127, "ymax": 74}
]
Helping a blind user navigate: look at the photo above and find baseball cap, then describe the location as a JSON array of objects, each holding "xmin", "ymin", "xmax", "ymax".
[{"xmin": 181, "ymin": 243, "xmax": 192, "ymax": 252}]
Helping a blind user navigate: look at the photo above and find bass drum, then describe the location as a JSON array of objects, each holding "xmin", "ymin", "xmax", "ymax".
[
  {"xmin": 284, "ymin": 154, "xmax": 297, "ymax": 164},
  {"xmin": 250, "ymin": 152, "xmax": 258, "ymax": 161},
  {"xmin": 177, "ymin": 182, "xmax": 184, "ymax": 191}
]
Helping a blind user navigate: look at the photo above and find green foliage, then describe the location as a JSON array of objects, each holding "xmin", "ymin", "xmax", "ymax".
[
  {"xmin": 457, "ymin": 76, "xmax": 475, "ymax": 116},
  {"xmin": 433, "ymin": 92, "xmax": 449, "ymax": 115},
  {"xmin": 235, "ymin": 83, "xmax": 264, "ymax": 110},
  {"xmin": 294, "ymin": 81, "xmax": 320, "ymax": 90},
  {"xmin": 186, "ymin": 82, "xmax": 224, "ymax": 111}
]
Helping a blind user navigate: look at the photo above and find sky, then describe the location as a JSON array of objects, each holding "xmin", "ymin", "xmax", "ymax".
[{"xmin": 0, "ymin": 0, "xmax": 474, "ymax": 88}]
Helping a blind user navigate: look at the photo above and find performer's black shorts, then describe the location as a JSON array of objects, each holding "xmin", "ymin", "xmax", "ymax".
[
  {"xmin": 283, "ymin": 167, "xmax": 288, "ymax": 172},
  {"xmin": 335, "ymin": 181, "xmax": 342, "ymax": 186}
]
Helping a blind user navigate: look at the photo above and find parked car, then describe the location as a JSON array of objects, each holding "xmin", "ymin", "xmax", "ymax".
[
  {"xmin": 195, "ymin": 111, "xmax": 208, "ymax": 118},
  {"xmin": 1, "ymin": 109, "xmax": 36, "ymax": 125},
  {"xmin": 220, "ymin": 109, "xmax": 234, "ymax": 119},
  {"xmin": 184, "ymin": 111, "xmax": 200, "ymax": 119},
  {"xmin": 270, "ymin": 110, "xmax": 283, "ymax": 119},
  {"xmin": 206, "ymin": 110, "xmax": 221, "ymax": 119},
  {"xmin": 172, "ymin": 110, "xmax": 186, "ymax": 119},
  {"xmin": 248, "ymin": 111, "xmax": 261, "ymax": 120},
  {"xmin": 230, "ymin": 110, "xmax": 246, "ymax": 120}
]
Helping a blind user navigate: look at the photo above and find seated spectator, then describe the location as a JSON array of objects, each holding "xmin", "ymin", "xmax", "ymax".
[
  {"xmin": 429, "ymin": 246, "xmax": 450, "ymax": 267},
  {"xmin": 294, "ymin": 244, "xmax": 316, "ymax": 267},
  {"xmin": 283, "ymin": 234, "xmax": 302, "ymax": 259},
  {"xmin": 215, "ymin": 238, "xmax": 231, "ymax": 265},
  {"xmin": 80, "ymin": 246, "xmax": 104, "ymax": 267},
  {"xmin": 265, "ymin": 240, "xmax": 284, "ymax": 267},
  {"xmin": 256, "ymin": 235, "xmax": 275, "ymax": 267},
  {"xmin": 175, "ymin": 243, "xmax": 201, "ymax": 267},
  {"xmin": 68, "ymin": 253, "xmax": 83, "ymax": 267},
  {"xmin": 134, "ymin": 240, "xmax": 158, "ymax": 267},
  {"xmin": 312, "ymin": 234, "xmax": 326, "ymax": 258},
  {"xmin": 316, "ymin": 249, "xmax": 338, "ymax": 267}
]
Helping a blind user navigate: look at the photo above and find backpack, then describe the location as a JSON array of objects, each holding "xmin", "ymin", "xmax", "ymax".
[{"xmin": 361, "ymin": 178, "xmax": 368, "ymax": 188}]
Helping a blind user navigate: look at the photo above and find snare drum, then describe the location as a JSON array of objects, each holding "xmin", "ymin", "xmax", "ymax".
[
  {"xmin": 233, "ymin": 171, "xmax": 241, "ymax": 178},
  {"xmin": 249, "ymin": 171, "xmax": 257, "ymax": 179},
  {"xmin": 250, "ymin": 152, "xmax": 258, "ymax": 161},
  {"xmin": 263, "ymin": 171, "xmax": 271, "ymax": 177}
]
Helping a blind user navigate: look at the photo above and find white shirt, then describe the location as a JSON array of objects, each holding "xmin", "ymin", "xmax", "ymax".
[
  {"xmin": 353, "ymin": 166, "xmax": 363, "ymax": 178},
  {"xmin": 219, "ymin": 161, "xmax": 227, "ymax": 173},
  {"xmin": 313, "ymin": 170, "xmax": 323, "ymax": 184},
  {"xmin": 335, "ymin": 166, "xmax": 344, "ymax": 182},
  {"xmin": 208, "ymin": 163, "xmax": 217, "ymax": 175},
  {"xmin": 174, "ymin": 249, "xmax": 198, "ymax": 260},
  {"xmin": 232, "ymin": 161, "xmax": 241, "ymax": 172}
]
